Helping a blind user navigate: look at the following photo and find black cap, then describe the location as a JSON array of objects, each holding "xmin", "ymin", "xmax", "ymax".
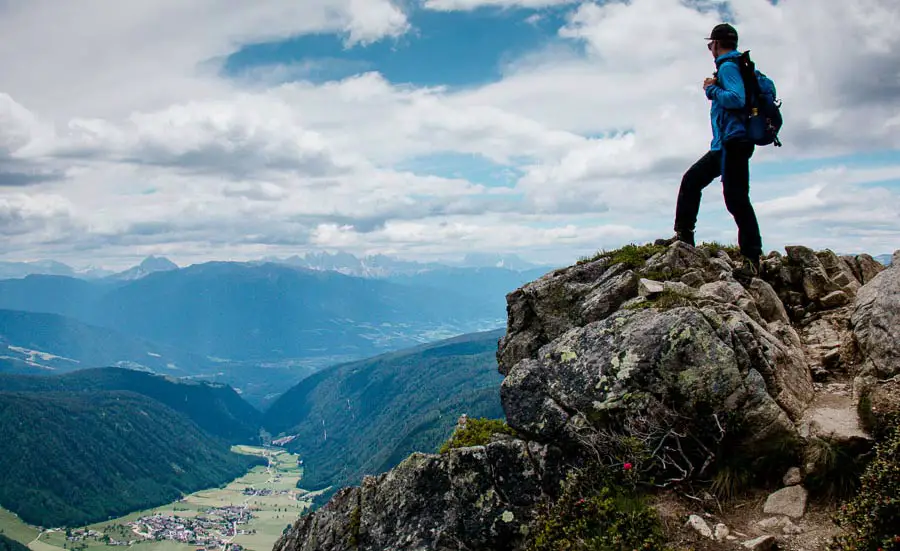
[{"xmin": 706, "ymin": 23, "xmax": 738, "ymax": 42}]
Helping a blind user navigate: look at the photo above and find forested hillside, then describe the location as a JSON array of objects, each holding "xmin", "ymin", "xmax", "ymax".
[
  {"xmin": 0, "ymin": 391, "xmax": 263, "ymax": 528},
  {"xmin": 0, "ymin": 368, "xmax": 261, "ymax": 443},
  {"xmin": 0, "ymin": 535, "xmax": 29, "ymax": 551},
  {"xmin": 263, "ymin": 329, "xmax": 505, "ymax": 492}
]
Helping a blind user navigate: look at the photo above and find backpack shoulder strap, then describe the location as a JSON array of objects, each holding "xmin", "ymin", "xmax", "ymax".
[{"xmin": 717, "ymin": 51, "xmax": 759, "ymax": 113}]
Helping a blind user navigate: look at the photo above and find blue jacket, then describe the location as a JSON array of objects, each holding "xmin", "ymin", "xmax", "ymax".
[{"xmin": 705, "ymin": 50, "xmax": 747, "ymax": 151}]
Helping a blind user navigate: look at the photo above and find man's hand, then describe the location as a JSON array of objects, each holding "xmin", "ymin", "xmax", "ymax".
[{"xmin": 703, "ymin": 77, "xmax": 717, "ymax": 89}]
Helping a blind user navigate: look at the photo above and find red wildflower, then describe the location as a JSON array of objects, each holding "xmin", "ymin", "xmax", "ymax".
[{"xmin": 624, "ymin": 462, "xmax": 633, "ymax": 470}]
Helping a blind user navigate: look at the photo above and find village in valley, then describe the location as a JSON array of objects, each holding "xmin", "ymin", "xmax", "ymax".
[{"xmin": 3, "ymin": 445, "xmax": 318, "ymax": 551}]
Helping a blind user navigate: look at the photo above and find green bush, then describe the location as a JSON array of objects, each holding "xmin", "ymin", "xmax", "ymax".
[
  {"xmin": 438, "ymin": 418, "xmax": 516, "ymax": 454},
  {"xmin": 578, "ymin": 243, "xmax": 666, "ymax": 269},
  {"xmin": 699, "ymin": 241, "xmax": 740, "ymax": 259},
  {"xmin": 526, "ymin": 463, "xmax": 670, "ymax": 551},
  {"xmin": 829, "ymin": 422, "xmax": 900, "ymax": 551}
]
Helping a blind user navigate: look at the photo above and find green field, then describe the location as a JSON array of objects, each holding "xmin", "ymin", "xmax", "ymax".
[{"xmin": 0, "ymin": 446, "xmax": 325, "ymax": 551}]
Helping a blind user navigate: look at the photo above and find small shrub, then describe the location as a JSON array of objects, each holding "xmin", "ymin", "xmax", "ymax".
[
  {"xmin": 829, "ymin": 422, "xmax": 900, "ymax": 551},
  {"xmin": 803, "ymin": 437, "xmax": 868, "ymax": 499},
  {"xmin": 641, "ymin": 269, "xmax": 686, "ymax": 282},
  {"xmin": 625, "ymin": 290, "xmax": 693, "ymax": 311},
  {"xmin": 438, "ymin": 418, "xmax": 516, "ymax": 454},
  {"xmin": 578, "ymin": 243, "xmax": 666, "ymax": 269},
  {"xmin": 526, "ymin": 463, "xmax": 670, "ymax": 551},
  {"xmin": 699, "ymin": 241, "xmax": 740, "ymax": 259}
]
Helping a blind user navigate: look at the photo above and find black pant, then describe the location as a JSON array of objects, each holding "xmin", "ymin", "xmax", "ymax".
[{"xmin": 674, "ymin": 140, "xmax": 762, "ymax": 258}]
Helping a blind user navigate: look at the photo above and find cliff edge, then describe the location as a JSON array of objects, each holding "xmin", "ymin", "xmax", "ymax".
[{"xmin": 274, "ymin": 244, "xmax": 899, "ymax": 551}]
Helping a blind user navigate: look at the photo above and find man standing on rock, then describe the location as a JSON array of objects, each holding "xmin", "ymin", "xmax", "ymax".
[{"xmin": 659, "ymin": 23, "xmax": 763, "ymax": 282}]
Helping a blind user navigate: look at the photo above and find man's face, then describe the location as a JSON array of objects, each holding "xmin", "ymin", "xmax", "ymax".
[{"xmin": 708, "ymin": 40, "xmax": 718, "ymax": 58}]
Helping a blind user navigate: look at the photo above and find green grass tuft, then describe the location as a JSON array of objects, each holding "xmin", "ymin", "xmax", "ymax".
[
  {"xmin": 438, "ymin": 418, "xmax": 517, "ymax": 454},
  {"xmin": 699, "ymin": 241, "xmax": 741, "ymax": 259},
  {"xmin": 525, "ymin": 463, "xmax": 671, "ymax": 551},
  {"xmin": 578, "ymin": 243, "xmax": 666, "ymax": 269}
]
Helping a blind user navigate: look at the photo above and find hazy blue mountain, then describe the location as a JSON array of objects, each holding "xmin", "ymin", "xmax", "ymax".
[
  {"xmin": 0, "ymin": 262, "xmax": 505, "ymax": 362},
  {"xmin": 0, "ymin": 260, "xmax": 75, "ymax": 280},
  {"xmin": 386, "ymin": 266, "xmax": 550, "ymax": 310},
  {"xmin": 457, "ymin": 252, "xmax": 549, "ymax": 271},
  {"xmin": 875, "ymin": 254, "xmax": 892, "ymax": 266},
  {"xmin": 107, "ymin": 255, "xmax": 179, "ymax": 281},
  {"xmin": 0, "ymin": 308, "xmax": 219, "ymax": 376},
  {"xmin": 0, "ymin": 260, "xmax": 114, "ymax": 280},
  {"xmin": 261, "ymin": 251, "xmax": 555, "ymax": 278},
  {"xmin": 263, "ymin": 329, "xmax": 506, "ymax": 492},
  {"xmin": 0, "ymin": 367, "xmax": 261, "ymax": 443},
  {"xmin": 262, "ymin": 251, "xmax": 446, "ymax": 278},
  {"xmin": 0, "ymin": 390, "xmax": 262, "ymax": 528}
]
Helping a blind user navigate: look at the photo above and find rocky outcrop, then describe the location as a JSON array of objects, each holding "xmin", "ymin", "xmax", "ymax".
[
  {"xmin": 277, "ymin": 244, "xmax": 899, "ymax": 551},
  {"xmin": 501, "ymin": 305, "xmax": 810, "ymax": 455},
  {"xmin": 850, "ymin": 251, "xmax": 900, "ymax": 379},
  {"xmin": 275, "ymin": 438, "xmax": 566, "ymax": 551}
]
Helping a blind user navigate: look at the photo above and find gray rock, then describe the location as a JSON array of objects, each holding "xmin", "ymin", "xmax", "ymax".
[
  {"xmin": 747, "ymin": 278, "xmax": 790, "ymax": 324},
  {"xmin": 763, "ymin": 485, "xmax": 808, "ymax": 518},
  {"xmin": 698, "ymin": 281, "xmax": 764, "ymax": 324},
  {"xmin": 851, "ymin": 254, "xmax": 900, "ymax": 378},
  {"xmin": 782, "ymin": 467, "xmax": 802, "ymax": 486},
  {"xmin": 782, "ymin": 519, "xmax": 803, "ymax": 535},
  {"xmin": 497, "ymin": 261, "xmax": 637, "ymax": 376},
  {"xmin": 680, "ymin": 270, "xmax": 706, "ymax": 288},
  {"xmin": 798, "ymin": 403, "xmax": 872, "ymax": 447},
  {"xmin": 638, "ymin": 278, "xmax": 665, "ymax": 298},
  {"xmin": 757, "ymin": 516, "xmax": 784, "ymax": 530},
  {"xmin": 857, "ymin": 254, "xmax": 886, "ymax": 284},
  {"xmin": 786, "ymin": 245, "xmax": 840, "ymax": 301},
  {"xmin": 818, "ymin": 250, "xmax": 862, "ymax": 295},
  {"xmin": 273, "ymin": 439, "xmax": 565, "ymax": 551},
  {"xmin": 714, "ymin": 523, "xmax": 730, "ymax": 542},
  {"xmin": 820, "ymin": 290, "xmax": 849, "ymax": 308},
  {"xmin": 687, "ymin": 515, "xmax": 713, "ymax": 539},
  {"xmin": 501, "ymin": 304, "xmax": 811, "ymax": 458},
  {"xmin": 742, "ymin": 535, "xmax": 777, "ymax": 551},
  {"xmin": 644, "ymin": 241, "xmax": 709, "ymax": 277}
]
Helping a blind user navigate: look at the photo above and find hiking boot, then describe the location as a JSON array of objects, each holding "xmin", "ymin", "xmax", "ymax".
[
  {"xmin": 733, "ymin": 255, "xmax": 760, "ymax": 285},
  {"xmin": 654, "ymin": 230, "xmax": 695, "ymax": 248}
]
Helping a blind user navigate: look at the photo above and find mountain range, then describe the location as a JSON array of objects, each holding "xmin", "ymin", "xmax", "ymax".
[
  {"xmin": 0, "ymin": 262, "xmax": 512, "ymax": 361},
  {"xmin": 0, "ymin": 251, "xmax": 551, "ymax": 282}
]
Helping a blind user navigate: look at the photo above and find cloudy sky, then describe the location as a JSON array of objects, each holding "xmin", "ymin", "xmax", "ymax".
[{"xmin": 2, "ymin": 0, "xmax": 899, "ymax": 270}]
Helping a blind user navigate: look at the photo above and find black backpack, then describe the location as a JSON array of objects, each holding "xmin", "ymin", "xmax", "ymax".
[{"xmin": 717, "ymin": 51, "xmax": 784, "ymax": 147}]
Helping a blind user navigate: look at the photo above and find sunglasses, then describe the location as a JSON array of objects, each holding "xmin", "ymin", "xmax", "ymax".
[{"xmin": 707, "ymin": 41, "xmax": 715, "ymax": 50}]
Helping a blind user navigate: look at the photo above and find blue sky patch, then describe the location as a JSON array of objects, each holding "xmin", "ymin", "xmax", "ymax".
[
  {"xmin": 223, "ymin": 5, "xmax": 575, "ymax": 88},
  {"xmin": 395, "ymin": 152, "xmax": 523, "ymax": 188}
]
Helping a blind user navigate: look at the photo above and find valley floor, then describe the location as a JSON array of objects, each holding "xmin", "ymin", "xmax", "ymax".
[{"xmin": 0, "ymin": 446, "xmax": 324, "ymax": 551}]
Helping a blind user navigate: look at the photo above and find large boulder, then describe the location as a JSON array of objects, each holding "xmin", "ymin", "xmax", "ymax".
[
  {"xmin": 497, "ymin": 261, "xmax": 638, "ymax": 376},
  {"xmin": 274, "ymin": 439, "xmax": 565, "ymax": 551},
  {"xmin": 501, "ymin": 303, "xmax": 813, "ymax": 460},
  {"xmin": 850, "ymin": 251, "xmax": 900, "ymax": 379}
]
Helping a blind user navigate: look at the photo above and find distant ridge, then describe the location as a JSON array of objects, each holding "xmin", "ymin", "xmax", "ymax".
[
  {"xmin": 0, "ymin": 367, "xmax": 262, "ymax": 443},
  {"xmin": 263, "ymin": 328, "xmax": 506, "ymax": 492}
]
